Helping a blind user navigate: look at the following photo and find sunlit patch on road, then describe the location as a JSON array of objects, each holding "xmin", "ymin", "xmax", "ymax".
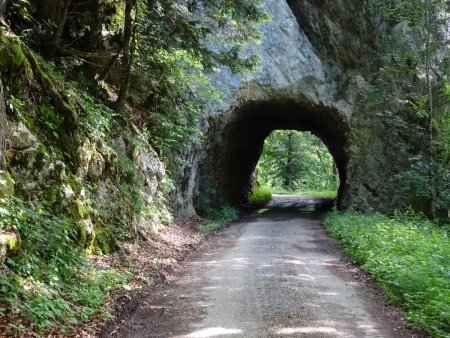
[
  {"xmin": 183, "ymin": 327, "xmax": 243, "ymax": 337},
  {"xmin": 276, "ymin": 326, "xmax": 341, "ymax": 335}
]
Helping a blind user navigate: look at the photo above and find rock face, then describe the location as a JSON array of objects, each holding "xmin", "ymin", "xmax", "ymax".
[
  {"xmin": 0, "ymin": 31, "xmax": 170, "ymax": 252},
  {"xmin": 178, "ymin": 0, "xmax": 426, "ymax": 215},
  {"xmin": 0, "ymin": 0, "xmax": 434, "ymax": 232}
]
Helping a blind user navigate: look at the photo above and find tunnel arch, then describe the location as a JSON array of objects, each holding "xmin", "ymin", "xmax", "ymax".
[
  {"xmin": 216, "ymin": 99, "xmax": 350, "ymax": 208},
  {"xmin": 181, "ymin": 0, "xmax": 426, "ymax": 217}
]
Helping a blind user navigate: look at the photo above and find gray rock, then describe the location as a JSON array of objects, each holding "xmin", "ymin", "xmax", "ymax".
[{"xmin": 10, "ymin": 122, "xmax": 37, "ymax": 150}]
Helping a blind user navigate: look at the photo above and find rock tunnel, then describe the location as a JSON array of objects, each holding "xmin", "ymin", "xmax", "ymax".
[
  {"xmin": 218, "ymin": 99, "xmax": 349, "ymax": 207},
  {"xmin": 179, "ymin": 0, "xmax": 425, "ymax": 217}
]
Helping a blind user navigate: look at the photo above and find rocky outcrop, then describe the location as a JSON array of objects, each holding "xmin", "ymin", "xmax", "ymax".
[
  {"xmin": 176, "ymin": 0, "xmax": 428, "ymax": 215},
  {"xmin": 4, "ymin": 118, "xmax": 170, "ymax": 251},
  {"xmin": 0, "ymin": 29, "xmax": 170, "ymax": 253}
]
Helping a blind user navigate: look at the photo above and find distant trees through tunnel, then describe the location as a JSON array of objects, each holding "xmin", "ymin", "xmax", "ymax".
[{"xmin": 254, "ymin": 130, "xmax": 339, "ymax": 198}]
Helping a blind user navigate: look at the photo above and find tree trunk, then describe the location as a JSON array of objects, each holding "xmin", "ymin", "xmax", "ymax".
[
  {"xmin": 116, "ymin": 0, "xmax": 136, "ymax": 113},
  {"xmin": 84, "ymin": 0, "xmax": 104, "ymax": 78},
  {"xmin": 49, "ymin": 0, "xmax": 73, "ymax": 57},
  {"xmin": 0, "ymin": 0, "xmax": 8, "ymax": 15},
  {"xmin": 424, "ymin": 1, "xmax": 437, "ymax": 219},
  {"xmin": 284, "ymin": 131, "xmax": 295, "ymax": 190},
  {"xmin": 0, "ymin": 76, "xmax": 7, "ymax": 168},
  {"xmin": 96, "ymin": 52, "xmax": 120, "ymax": 82}
]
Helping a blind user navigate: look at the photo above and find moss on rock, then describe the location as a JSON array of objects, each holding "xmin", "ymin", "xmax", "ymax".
[
  {"xmin": 0, "ymin": 170, "xmax": 14, "ymax": 197},
  {"xmin": 88, "ymin": 222, "xmax": 118, "ymax": 255},
  {"xmin": 0, "ymin": 28, "xmax": 32, "ymax": 79},
  {"xmin": 0, "ymin": 231, "xmax": 19, "ymax": 265}
]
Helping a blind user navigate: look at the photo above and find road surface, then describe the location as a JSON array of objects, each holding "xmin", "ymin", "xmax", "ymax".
[{"xmin": 106, "ymin": 195, "xmax": 417, "ymax": 338}]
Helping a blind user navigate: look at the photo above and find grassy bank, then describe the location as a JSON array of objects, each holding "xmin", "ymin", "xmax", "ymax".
[{"xmin": 324, "ymin": 211, "xmax": 450, "ymax": 337}]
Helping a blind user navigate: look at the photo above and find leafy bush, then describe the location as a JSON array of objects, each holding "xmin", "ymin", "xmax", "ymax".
[
  {"xmin": 197, "ymin": 205, "xmax": 239, "ymax": 233},
  {"xmin": 324, "ymin": 211, "xmax": 450, "ymax": 337},
  {"xmin": 0, "ymin": 196, "xmax": 131, "ymax": 335},
  {"xmin": 249, "ymin": 185, "xmax": 272, "ymax": 203}
]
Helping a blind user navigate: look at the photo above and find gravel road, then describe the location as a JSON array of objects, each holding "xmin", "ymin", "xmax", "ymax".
[{"xmin": 106, "ymin": 196, "xmax": 418, "ymax": 338}]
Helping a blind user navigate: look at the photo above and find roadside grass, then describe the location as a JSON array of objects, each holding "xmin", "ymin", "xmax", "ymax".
[
  {"xmin": 249, "ymin": 185, "xmax": 272, "ymax": 204},
  {"xmin": 197, "ymin": 205, "xmax": 239, "ymax": 233},
  {"xmin": 324, "ymin": 211, "xmax": 450, "ymax": 337},
  {"xmin": 271, "ymin": 187, "xmax": 337, "ymax": 198}
]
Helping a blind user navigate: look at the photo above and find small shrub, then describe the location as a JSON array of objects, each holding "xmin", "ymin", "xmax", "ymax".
[
  {"xmin": 197, "ymin": 205, "xmax": 239, "ymax": 233},
  {"xmin": 324, "ymin": 210, "xmax": 450, "ymax": 337},
  {"xmin": 249, "ymin": 185, "xmax": 272, "ymax": 203}
]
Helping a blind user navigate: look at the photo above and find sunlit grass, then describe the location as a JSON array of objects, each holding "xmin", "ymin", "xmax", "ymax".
[
  {"xmin": 271, "ymin": 187, "xmax": 337, "ymax": 198},
  {"xmin": 248, "ymin": 185, "xmax": 272, "ymax": 203}
]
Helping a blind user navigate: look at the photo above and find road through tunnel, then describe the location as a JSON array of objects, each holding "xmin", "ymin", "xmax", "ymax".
[{"xmin": 215, "ymin": 99, "xmax": 350, "ymax": 208}]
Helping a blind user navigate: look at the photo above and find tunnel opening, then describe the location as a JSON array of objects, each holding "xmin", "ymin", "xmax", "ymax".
[
  {"xmin": 254, "ymin": 129, "xmax": 340, "ymax": 199},
  {"xmin": 216, "ymin": 99, "xmax": 349, "ymax": 209}
]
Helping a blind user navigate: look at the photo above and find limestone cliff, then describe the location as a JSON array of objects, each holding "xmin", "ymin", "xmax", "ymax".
[{"xmin": 178, "ymin": 0, "xmax": 429, "ymax": 215}]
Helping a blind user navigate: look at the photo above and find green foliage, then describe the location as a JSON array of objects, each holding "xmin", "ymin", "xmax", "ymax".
[
  {"xmin": 367, "ymin": 0, "xmax": 450, "ymax": 217},
  {"xmin": 36, "ymin": 55, "xmax": 115, "ymax": 139},
  {"xmin": 394, "ymin": 155, "xmax": 450, "ymax": 212},
  {"xmin": 136, "ymin": 0, "xmax": 269, "ymax": 74},
  {"xmin": 197, "ymin": 205, "xmax": 239, "ymax": 233},
  {"xmin": 38, "ymin": 104, "xmax": 64, "ymax": 137},
  {"xmin": 0, "ymin": 196, "xmax": 131, "ymax": 335},
  {"xmin": 324, "ymin": 211, "xmax": 450, "ymax": 337},
  {"xmin": 257, "ymin": 130, "xmax": 339, "ymax": 192},
  {"xmin": 147, "ymin": 49, "xmax": 219, "ymax": 173},
  {"xmin": 249, "ymin": 184, "xmax": 272, "ymax": 204},
  {"xmin": 5, "ymin": 0, "xmax": 32, "ymax": 25},
  {"xmin": 130, "ymin": 0, "xmax": 269, "ymax": 176}
]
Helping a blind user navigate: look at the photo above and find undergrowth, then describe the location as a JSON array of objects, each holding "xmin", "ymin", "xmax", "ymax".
[
  {"xmin": 324, "ymin": 211, "xmax": 450, "ymax": 337},
  {"xmin": 0, "ymin": 196, "xmax": 131, "ymax": 336},
  {"xmin": 35, "ymin": 54, "xmax": 116, "ymax": 139},
  {"xmin": 197, "ymin": 205, "xmax": 239, "ymax": 233},
  {"xmin": 248, "ymin": 185, "xmax": 272, "ymax": 204}
]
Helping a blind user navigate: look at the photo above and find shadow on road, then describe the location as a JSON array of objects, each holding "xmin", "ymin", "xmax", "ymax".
[{"xmin": 249, "ymin": 194, "xmax": 336, "ymax": 214}]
